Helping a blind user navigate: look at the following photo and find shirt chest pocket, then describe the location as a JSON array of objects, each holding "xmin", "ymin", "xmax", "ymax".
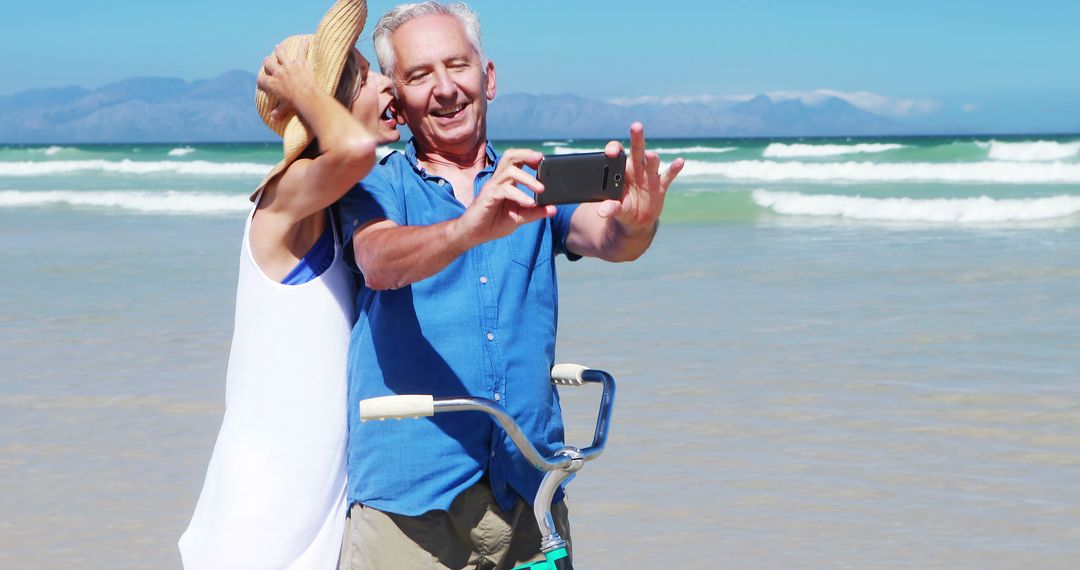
[{"xmin": 507, "ymin": 220, "xmax": 552, "ymax": 269}]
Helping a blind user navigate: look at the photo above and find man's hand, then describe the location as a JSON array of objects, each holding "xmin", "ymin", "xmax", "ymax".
[
  {"xmin": 596, "ymin": 122, "xmax": 685, "ymax": 231},
  {"xmin": 354, "ymin": 149, "xmax": 556, "ymax": 291},
  {"xmin": 450, "ymin": 149, "xmax": 556, "ymax": 252},
  {"xmin": 563, "ymin": 122, "xmax": 685, "ymax": 261}
]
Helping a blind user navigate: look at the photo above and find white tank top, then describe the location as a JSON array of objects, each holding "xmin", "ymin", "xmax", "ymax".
[{"xmin": 179, "ymin": 196, "xmax": 355, "ymax": 569}]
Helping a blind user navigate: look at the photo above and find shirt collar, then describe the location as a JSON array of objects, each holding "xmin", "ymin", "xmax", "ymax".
[{"xmin": 404, "ymin": 138, "xmax": 499, "ymax": 178}]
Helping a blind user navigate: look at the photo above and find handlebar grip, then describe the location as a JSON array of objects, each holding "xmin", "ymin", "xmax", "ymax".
[
  {"xmin": 551, "ymin": 363, "xmax": 588, "ymax": 387},
  {"xmin": 359, "ymin": 395, "xmax": 435, "ymax": 421}
]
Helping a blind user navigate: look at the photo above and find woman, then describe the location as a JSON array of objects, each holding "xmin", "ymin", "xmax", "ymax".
[{"xmin": 178, "ymin": 0, "xmax": 399, "ymax": 567}]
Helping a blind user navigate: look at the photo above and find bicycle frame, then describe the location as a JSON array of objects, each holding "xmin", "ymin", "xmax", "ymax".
[{"xmin": 359, "ymin": 364, "xmax": 616, "ymax": 570}]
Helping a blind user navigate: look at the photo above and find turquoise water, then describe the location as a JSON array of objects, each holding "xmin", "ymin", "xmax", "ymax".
[
  {"xmin": 1, "ymin": 136, "xmax": 1079, "ymax": 568},
  {"xmin": 3, "ymin": 135, "xmax": 1079, "ymax": 221}
]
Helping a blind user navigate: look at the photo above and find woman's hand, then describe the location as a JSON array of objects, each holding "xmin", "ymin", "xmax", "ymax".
[{"xmin": 257, "ymin": 39, "xmax": 318, "ymax": 123}]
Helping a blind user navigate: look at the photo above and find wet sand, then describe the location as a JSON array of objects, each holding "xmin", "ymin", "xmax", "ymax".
[{"xmin": 2, "ymin": 210, "xmax": 1079, "ymax": 568}]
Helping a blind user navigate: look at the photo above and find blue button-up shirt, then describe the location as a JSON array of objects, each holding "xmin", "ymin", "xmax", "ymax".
[{"xmin": 338, "ymin": 139, "xmax": 579, "ymax": 516}]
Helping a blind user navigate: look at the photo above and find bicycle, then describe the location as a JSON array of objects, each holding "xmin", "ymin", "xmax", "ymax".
[{"xmin": 358, "ymin": 363, "xmax": 616, "ymax": 570}]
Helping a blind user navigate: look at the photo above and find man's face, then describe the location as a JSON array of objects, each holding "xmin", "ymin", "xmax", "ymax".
[{"xmin": 389, "ymin": 14, "xmax": 495, "ymax": 154}]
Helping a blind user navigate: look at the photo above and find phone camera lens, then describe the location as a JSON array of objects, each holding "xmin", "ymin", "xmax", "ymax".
[{"xmin": 614, "ymin": 174, "xmax": 623, "ymax": 182}]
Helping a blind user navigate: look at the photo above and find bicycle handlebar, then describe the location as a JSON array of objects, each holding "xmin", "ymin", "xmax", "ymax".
[
  {"xmin": 358, "ymin": 364, "xmax": 616, "ymax": 470},
  {"xmin": 359, "ymin": 394, "xmax": 435, "ymax": 421},
  {"xmin": 550, "ymin": 363, "xmax": 587, "ymax": 386},
  {"xmin": 358, "ymin": 364, "xmax": 615, "ymax": 569}
]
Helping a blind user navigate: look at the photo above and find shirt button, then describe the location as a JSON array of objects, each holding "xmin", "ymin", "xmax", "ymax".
[
  {"xmin": 494, "ymin": 392, "xmax": 501, "ymax": 402},
  {"xmin": 437, "ymin": 179, "xmax": 446, "ymax": 186},
  {"xmin": 479, "ymin": 276, "xmax": 488, "ymax": 284},
  {"xmin": 486, "ymin": 332, "xmax": 494, "ymax": 341}
]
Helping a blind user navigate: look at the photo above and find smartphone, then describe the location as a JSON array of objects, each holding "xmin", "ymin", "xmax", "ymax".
[{"xmin": 535, "ymin": 151, "xmax": 626, "ymax": 206}]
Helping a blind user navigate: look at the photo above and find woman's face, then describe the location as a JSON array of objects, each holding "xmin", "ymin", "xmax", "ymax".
[{"xmin": 350, "ymin": 50, "xmax": 400, "ymax": 145}]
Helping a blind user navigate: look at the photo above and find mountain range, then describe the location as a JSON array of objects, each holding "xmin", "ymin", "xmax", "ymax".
[{"xmin": 0, "ymin": 71, "xmax": 916, "ymax": 143}]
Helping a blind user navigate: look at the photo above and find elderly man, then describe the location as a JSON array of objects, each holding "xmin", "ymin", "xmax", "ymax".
[{"xmin": 336, "ymin": 2, "xmax": 683, "ymax": 568}]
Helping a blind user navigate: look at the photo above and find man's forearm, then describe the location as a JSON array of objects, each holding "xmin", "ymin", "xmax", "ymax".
[{"xmin": 353, "ymin": 220, "xmax": 467, "ymax": 290}]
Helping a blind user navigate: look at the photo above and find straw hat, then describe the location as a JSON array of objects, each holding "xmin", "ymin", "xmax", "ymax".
[{"xmin": 251, "ymin": 0, "xmax": 368, "ymax": 201}]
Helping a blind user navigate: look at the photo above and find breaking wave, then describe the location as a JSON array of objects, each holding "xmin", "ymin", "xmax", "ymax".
[
  {"xmin": 678, "ymin": 159, "xmax": 1080, "ymax": 184},
  {"xmin": 552, "ymin": 146, "xmax": 733, "ymax": 156},
  {"xmin": 977, "ymin": 140, "xmax": 1080, "ymax": 162},
  {"xmin": 0, "ymin": 160, "xmax": 270, "ymax": 177},
  {"xmin": 552, "ymin": 146, "xmax": 605, "ymax": 155},
  {"xmin": 752, "ymin": 190, "xmax": 1080, "ymax": 222},
  {"xmin": 167, "ymin": 146, "xmax": 196, "ymax": 157},
  {"xmin": 652, "ymin": 146, "xmax": 736, "ymax": 154},
  {"xmin": 762, "ymin": 143, "xmax": 906, "ymax": 158},
  {"xmin": 23, "ymin": 146, "xmax": 75, "ymax": 156},
  {"xmin": 0, "ymin": 190, "xmax": 249, "ymax": 214}
]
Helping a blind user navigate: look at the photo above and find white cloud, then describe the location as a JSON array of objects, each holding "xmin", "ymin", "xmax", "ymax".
[
  {"xmin": 763, "ymin": 89, "xmax": 943, "ymax": 117},
  {"xmin": 608, "ymin": 94, "xmax": 751, "ymax": 106},
  {"xmin": 961, "ymin": 102, "xmax": 980, "ymax": 113},
  {"xmin": 610, "ymin": 89, "xmax": 943, "ymax": 118}
]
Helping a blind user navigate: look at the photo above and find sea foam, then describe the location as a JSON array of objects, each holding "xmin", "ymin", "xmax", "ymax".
[
  {"xmin": 0, "ymin": 190, "xmax": 250, "ymax": 214},
  {"xmin": 552, "ymin": 146, "xmax": 605, "ymax": 155},
  {"xmin": 752, "ymin": 190, "xmax": 1080, "ymax": 223},
  {"xmin": 676, "ymin": 159, "xmax": 1080, "ymax": 184},
  {"xmin": 25, "ymin": 146, "xmax": 74, "ymax": 156},
  {"xmin": 977, "ymin": 140, "xmax": 1080, "ymax": 162},
  {"xmin": 652, "ymin": 146, "xmax": 735, "ymax": 154},
  {"xmin": 553, "ymin": 146, "xmax": 730, "ymax": 155},
  {"xmin": 0, "ymin": 160, "xmax": 270, "ymax": 177},
  {"xmin": 763, "ymin": 143, "xmax": 906, "ymax": 158},
  {"xmin": 167, "ymin": 147, "xmax": 196, "ymax": 157}
]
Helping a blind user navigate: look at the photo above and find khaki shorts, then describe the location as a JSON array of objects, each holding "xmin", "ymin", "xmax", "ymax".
[{"xmin": 338, "ymin": 480, "xmax": 571, "ymax": 570}]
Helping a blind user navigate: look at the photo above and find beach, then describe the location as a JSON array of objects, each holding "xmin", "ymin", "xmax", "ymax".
[{"xmin": 2, "ymin": 137, "xmax": 1079, "ymax": 568}]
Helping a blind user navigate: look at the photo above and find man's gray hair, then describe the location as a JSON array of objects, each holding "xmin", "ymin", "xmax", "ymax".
[{"xmin": 373, "ymin": 2, "xmax": 487, "ymax": 79}]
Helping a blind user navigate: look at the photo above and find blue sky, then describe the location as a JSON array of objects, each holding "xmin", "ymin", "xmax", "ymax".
[{"xmin": 4, "ymin": 0, "xmax": 1079, "ymax": 131}]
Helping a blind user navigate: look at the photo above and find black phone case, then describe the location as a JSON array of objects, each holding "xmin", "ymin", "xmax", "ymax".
[{"xmin": 536, "ymin": 151, "xmax": 626, "ymax": 206}]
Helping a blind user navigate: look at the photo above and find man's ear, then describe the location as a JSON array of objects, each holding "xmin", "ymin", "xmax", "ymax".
[
  {"xmin": 484, "ymin": 61, "xmax": 496, "ymax": 101},
  {"xmin": 391, "ymin": 99, "xmax": 406, "ymax": 126}
]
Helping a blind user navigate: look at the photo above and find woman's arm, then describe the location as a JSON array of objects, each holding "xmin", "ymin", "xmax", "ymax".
[{"xmin": 257, "ymin": 39, "xmax": 377, "ymax": 225}]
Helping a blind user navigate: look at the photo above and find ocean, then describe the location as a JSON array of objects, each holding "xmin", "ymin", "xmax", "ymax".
[{"xmin": 1, "ymin": 136, "xmax": 1079, "ymax": 568}]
